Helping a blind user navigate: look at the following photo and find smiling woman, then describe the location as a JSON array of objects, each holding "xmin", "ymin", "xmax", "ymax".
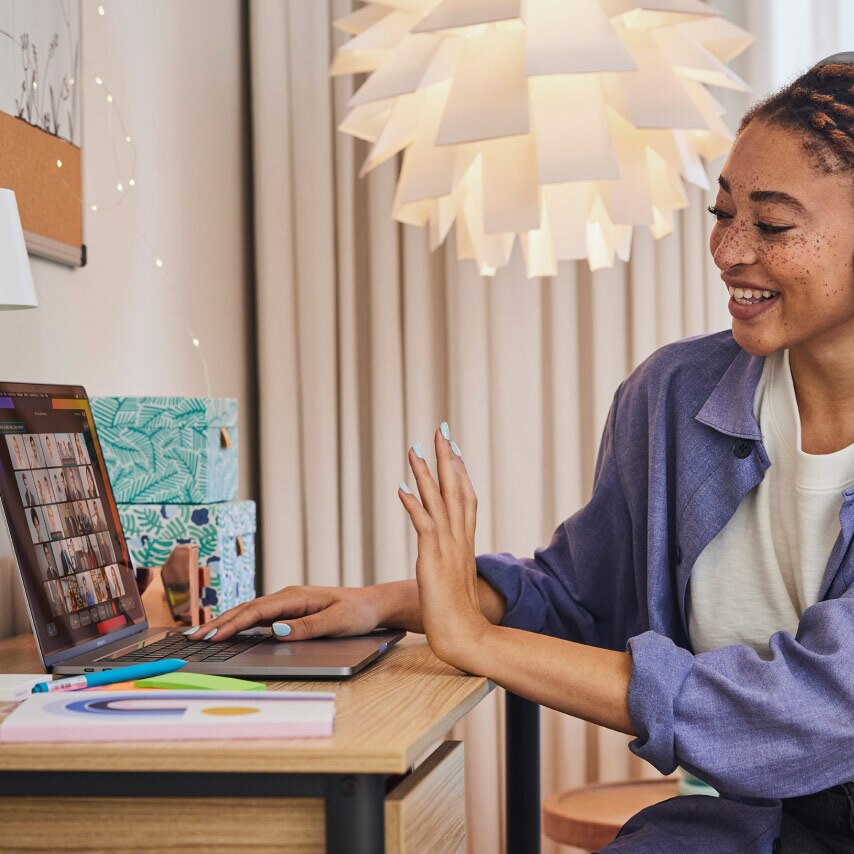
[{"xmin": 187, "ymin": 54, "xmax": 854, "ymax": 853}]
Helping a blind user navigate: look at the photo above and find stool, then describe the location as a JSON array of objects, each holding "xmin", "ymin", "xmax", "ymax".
[{"xmin": 543, "ymin": 779, "xmax": 679, "ymax": 851}]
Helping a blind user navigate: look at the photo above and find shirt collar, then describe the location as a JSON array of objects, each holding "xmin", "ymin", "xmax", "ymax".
[{"xmin": 695, "ymin": 345, "xmax": 765, "ymax": 440}]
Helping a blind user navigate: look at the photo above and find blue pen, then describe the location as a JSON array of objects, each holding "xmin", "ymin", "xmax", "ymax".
[{"xmin": 31, "ymin": 659, "xmax": 187, "ymax": 694}]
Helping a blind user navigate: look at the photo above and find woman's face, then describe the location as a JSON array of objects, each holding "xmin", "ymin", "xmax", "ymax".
[{"xmin": 709, "ymin": 119, "xmax": 854, "ymax": 357}]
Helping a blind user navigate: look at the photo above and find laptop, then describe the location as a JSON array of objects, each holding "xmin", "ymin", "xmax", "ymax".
[{"xmin": 0, "ymin": 382, "xmax": 403, "ymax": 677}]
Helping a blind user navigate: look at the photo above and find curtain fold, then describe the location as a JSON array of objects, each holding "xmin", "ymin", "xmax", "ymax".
[{"xmin": 251, "ymin": 1, "xmax": 854, "ymax": 850}]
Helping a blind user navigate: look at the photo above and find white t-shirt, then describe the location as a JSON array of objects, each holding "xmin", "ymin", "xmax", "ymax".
[{"xmin": 687, "ymin": 349, "xmax": 854, "ymax": 660}]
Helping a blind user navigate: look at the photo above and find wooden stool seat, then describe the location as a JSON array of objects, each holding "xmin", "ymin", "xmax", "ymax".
[{"xmin": 543, "ymin": 779, "xmax": 679, "ymax": 851}]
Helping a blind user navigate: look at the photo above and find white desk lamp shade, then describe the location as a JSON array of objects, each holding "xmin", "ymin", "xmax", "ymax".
[{"xmin": 0, "ymin": 189, "xmax": 38, "ymax": 310}]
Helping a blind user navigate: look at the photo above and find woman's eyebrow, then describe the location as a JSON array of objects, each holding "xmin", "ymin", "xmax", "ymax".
[{"xmin": 717, "ymin": 174, "xmax": 808, "ymax": 216}]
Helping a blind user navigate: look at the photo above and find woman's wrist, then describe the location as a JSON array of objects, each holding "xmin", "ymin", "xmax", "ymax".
[{"xmin": 374, "ymin": 579, "xmax": 424, "ymax": 633}]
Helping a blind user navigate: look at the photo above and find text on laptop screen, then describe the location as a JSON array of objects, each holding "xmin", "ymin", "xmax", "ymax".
[{"xmin": 0, "ymin": 385, "xmax": 145, "ymax": 658}]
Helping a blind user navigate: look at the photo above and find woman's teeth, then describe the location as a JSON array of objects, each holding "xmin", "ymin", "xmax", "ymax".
[{"xmin": 727, "ymin": 286, "xmax": 778, "ymax": 305}]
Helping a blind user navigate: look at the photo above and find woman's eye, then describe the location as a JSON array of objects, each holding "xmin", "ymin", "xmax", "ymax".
[
  {"xmin": 755, "ymin": 222, "xmax": 793, "ymax": 235},
  {"xmin": 706, "ymin": 206, "xmax": 793, "ymax": 235}
]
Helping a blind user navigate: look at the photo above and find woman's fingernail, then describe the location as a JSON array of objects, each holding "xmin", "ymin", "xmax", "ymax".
[
  {"xmin": 273, "ymin": 622, "xmax": 292, "ymax": 637},
  {"xmin": 412, "ymin": 442, "xmax": 424, "ymax": 459},
  {"xmin": 203, "ymin": 629, "xmax": 217, "ymax": 640},
  {"xmin": 399, "ymin": 481, "xmax": 412, "ymax": 494},
  {"xmin": 450, "ymin": 441, "xmax": 462, "ymax": 457},
  {"xmin": 440, "ymin": 421, "xmax": 451, "ymax": 441},
  {"xmin": 182, "ymin": 628, "xmax": 197, "ymax": 636}
]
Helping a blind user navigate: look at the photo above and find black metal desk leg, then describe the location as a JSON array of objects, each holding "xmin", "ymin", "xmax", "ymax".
[
  {"xmin": 506, "ymin": 692, "xmax": 541, "ymax": 854},
  {"xmin": 325, "ymin": 774, "xmax": 386, "ymax": 854}
]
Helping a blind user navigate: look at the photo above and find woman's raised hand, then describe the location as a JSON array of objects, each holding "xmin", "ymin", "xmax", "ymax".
[{"xmin": 397, "ymin": 423, "xmax": 491, "ymax": 673}]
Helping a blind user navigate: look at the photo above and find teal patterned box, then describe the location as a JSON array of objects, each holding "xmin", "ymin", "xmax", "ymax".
[
  {"xmin": 91, "ymin": 397, "xmax": 239, "ymax": 504},
  {"xmin": 119, "ymin": 500, "xmax": 256, "ymax": 616}
]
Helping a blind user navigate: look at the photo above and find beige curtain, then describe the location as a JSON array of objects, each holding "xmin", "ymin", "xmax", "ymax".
[{"xmin": 248, "ymin": 1, "xmax": 848, "ymax": 850}]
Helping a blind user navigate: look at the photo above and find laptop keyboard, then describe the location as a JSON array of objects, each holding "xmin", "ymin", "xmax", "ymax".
[{"xmin": 108, "ymin": 633, "xmax": 267, "ymax": 664}]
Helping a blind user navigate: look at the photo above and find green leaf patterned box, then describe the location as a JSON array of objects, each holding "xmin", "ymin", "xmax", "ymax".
[
  {"xmin": 91, "ymin": 397, "xmax": 239, "ymax": 504},
  {"xmin": 119, "ymin": 500, "xmax": 256, "ymax": 616}
]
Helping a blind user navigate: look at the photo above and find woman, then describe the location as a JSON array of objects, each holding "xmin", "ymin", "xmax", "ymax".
[{"xmin": 186, "ymin": 58, "xmax": 854, "ymax": 851}]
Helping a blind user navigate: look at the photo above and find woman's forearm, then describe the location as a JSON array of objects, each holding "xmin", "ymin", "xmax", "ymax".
[
  {"xmin": 377, "ymin": 577, "xmax": 507, "ymax": 633},
  {"xmin": 469, "ymin": 625, "xmax": 636, "ymax": 735}
]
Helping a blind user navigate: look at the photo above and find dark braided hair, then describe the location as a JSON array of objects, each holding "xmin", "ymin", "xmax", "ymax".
[{"xmin": 737, "ymin": 53, "xmax": 854, "ymax": 179}]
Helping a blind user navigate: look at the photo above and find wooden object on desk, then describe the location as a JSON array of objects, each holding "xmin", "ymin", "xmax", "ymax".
[
  {"xmin": 137, "ymin": 543, "xmax": 201, "ymax": 627},
  {"xmin": 543, "ymin": 779, "xmax": 680, "ymax": 851}
]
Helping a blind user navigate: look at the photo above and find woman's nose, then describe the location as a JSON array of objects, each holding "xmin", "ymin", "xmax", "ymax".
[{"xmin": 711, "ymin": 219, "xmax": 759, "ymax": 271}]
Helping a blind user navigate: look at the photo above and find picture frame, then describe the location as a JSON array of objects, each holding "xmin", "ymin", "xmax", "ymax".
[{"xmin": 0, "ymin": 0, "xmax": 84, "ymax": 267}]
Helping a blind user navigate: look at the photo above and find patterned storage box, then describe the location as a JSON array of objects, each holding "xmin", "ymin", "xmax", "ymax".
[
  {"xmin": 91, "ymin": 397, "xmax": 239, "ymax": 504},
  {"xmin": 119, "ymin": 500, "xmax": 256, "ymax": 617}
]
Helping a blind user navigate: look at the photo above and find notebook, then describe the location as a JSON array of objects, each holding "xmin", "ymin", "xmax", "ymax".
[{"xmin": 0, "ymin": 690, "xmax": 335, "ymax": 742}]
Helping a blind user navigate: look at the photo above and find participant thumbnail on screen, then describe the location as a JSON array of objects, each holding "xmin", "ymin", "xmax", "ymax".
[
  {"xmin": 42, "ymin": 504, "xmax": 63, "ymax": 540},
  {"xmin": 27, "ymin": 507, "xmax": 48, "ymax": 544},
  {"xmin": 5, "ymin": 434, "xmax": 29, "ymax": 470},
  {"xmin": 39, "ymin": 434, "xmax": 62, "ymax": 468},
  {"xmin": 23, "ymin": 434, "xmax": 45, "ymax": 469},
  {"xmin": 82, "ymin": 466, "xmax": 98, "ymax": 499},
  {"xmin": 64, "ymin": 466, "xmax": 84, "ymax": 501},
  {"xmin": 50, "ymin": 469, "xmax": 68, "ymax": 502},
  {"xmin": 15, "ymin": 471, "xmax": 38, "ymax": 507},
  {"xmin": 36, "ymin": 542, "xmax": 59, "ymax": 581},
  {"xmin": 52, "ymin": 540, "xmax": 75, "ymax": 577},
  {"xmin": 105, "ymin": 564, "xmax": 126, "ymax": 598},
  {"xmin": 60, "ymin": 576, "xmax": 85, "ymax": 612},
  {"xmin": 44, "ymin": 579, "xmax": 64, "ymax": 617},
  {"xmin": 88, "ymin": 499, "xmax": 106, "ymax": 532},
  {"xmin": 95, "ymin": 531, "xmax": 115, "ymax": 564},
  {"xmin": 55, "ymin": 434, "xmax": 77, "ymax": 466},
  {"xmin": 73, "ymin": 433, "xmax": 91, "ymax": 465}
]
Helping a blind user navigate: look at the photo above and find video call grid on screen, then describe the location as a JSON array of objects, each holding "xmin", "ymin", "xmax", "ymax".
[{"xmin": 0, "ymin": 386, "xmax": 144, "ymax": 657}]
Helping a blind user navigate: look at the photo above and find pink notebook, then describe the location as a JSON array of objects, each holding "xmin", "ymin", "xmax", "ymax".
[{"xmin": 0, "ymin": 690, "xmax": 336, "ymax": 742}]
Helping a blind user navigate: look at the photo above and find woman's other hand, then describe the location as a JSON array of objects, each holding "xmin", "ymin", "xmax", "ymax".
[
  {"xmin": 397, "ymin": 423, "xmax": 492, "ymax": 673},
  {"xmin": 182, "ymin": 585, "xmax": 386, "ymax": 642}
]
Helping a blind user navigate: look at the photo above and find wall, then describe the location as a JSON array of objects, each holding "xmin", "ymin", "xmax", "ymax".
[{"xmin": 0, "ymin": 0, "xmax": 253, "ymax": 637}]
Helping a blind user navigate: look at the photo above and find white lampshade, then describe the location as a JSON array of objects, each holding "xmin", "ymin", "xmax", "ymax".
[
  {"xmin": 332, "ymin": 0, "xmax": 754, "ymax": 277},
  {"xmin": 0, "ymin": 189, "xmax": 38, "ymax": 310}
]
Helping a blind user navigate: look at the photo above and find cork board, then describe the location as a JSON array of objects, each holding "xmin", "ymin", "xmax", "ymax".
[{"xmin": 0, "ymin": 1, "xmax": 83, "ymax": 267}]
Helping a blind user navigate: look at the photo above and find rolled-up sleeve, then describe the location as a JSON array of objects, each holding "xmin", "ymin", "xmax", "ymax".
[
  {"xmin": 626, "ymin": 591, "xmax": 854, "ymax": 799},
  {"xmin": 476, "ymin": 385, "xmax": 638, "ymax": 649}
]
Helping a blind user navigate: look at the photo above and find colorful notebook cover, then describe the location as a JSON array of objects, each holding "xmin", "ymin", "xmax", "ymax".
[{"xmin": 0, "ymin": 691, "xmax": 335, "ymax": 742}]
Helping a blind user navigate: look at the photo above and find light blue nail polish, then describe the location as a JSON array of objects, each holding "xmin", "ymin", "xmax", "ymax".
[
  {"xmin": 182, "ymin": 628, "xmax": 196, "ymax": 636},
  {"xmin": 203, "ymin": 629, "xmax": 217, "ymax": 640},
  {"xmin": 273, "ymin": 622, "xmax": 292, "ymax": 637},
  {"xmin": 399, "ymin": 481, "xmax": 412, "ymax": 494},
  {"xmin": 412, "ymin": 442, "xmax": 424, "ymax": 459},
  {"xmin": 451, "ymin": 441, "xmax": 462, "ymax": 457},
  {"xmin": 440, "ymin": 421, "xmax": 451, "ymax": 441}
]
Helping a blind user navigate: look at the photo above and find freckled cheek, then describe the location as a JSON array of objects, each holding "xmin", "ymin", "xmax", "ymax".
[{"xmin": 709, "ymin": 229, "xmax": 722, "ymax": 257}]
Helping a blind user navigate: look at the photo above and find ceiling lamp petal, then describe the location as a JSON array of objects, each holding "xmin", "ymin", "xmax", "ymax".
[
  {"xmin": 332, "ymin": 0, "xmax": 752, "ymax": 276},
  {"xmin": 524, "ymin": 0, "xmax": 636, "ymax": 75},
  {"xmin": 435, "ymin": 28, "xmax": 529, "ymax": 144},
  {"xmin": 412, "ymin": 0, "xmax": 521, "ymax": 33}
]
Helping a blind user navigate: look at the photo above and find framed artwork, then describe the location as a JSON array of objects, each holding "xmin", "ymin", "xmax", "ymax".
[{"xmin": 0, "ymin": 0, "xmax": 83, "ymax": 267}]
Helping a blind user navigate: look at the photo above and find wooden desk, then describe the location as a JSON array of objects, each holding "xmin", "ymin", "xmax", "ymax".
[{"xmin": 0, "ymin": 633, "xmax": 493, "ymax": 853}]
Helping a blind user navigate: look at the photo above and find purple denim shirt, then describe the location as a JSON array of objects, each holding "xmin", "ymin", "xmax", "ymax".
[{"xmin": 476, "ymin": 330, "xmax": 854, "ymax": 852}]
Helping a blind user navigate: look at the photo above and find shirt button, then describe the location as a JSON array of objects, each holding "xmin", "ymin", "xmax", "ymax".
[{"xmin": 732, "ymin": 439, "xmax": 752, "ymax": 459}]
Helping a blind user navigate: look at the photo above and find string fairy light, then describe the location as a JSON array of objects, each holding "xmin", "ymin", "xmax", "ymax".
[{"xmin": 0, "ymin": 0, "xmax": 213, "ymax": 397}]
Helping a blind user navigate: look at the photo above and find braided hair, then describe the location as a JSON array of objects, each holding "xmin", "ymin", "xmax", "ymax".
[{"xmin": 737, "ymin": 53, "xmax": 854, "ymax": 179}]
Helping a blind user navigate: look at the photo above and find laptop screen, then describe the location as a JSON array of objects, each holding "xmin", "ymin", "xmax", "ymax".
[{"xmin": 0, "ymin": 383, "xmax": 145, "ymax": 659}]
